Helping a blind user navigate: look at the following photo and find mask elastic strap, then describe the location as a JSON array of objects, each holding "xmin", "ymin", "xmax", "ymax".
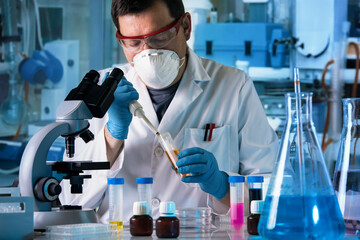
[{"xmin": 178, "ymin": 56, "xmax": 186, "ymax": 70}]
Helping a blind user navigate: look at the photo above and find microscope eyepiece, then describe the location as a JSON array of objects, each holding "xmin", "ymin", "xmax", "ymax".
[
  {"xmin": 108, "ymin": 67, "xmax": 124, "ymax": 84},
  {"xmin": 79, "ymin": 129, "xmax": 95, "ymax": 143}
]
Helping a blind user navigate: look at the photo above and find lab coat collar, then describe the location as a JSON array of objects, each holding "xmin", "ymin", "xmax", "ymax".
[
  {"xmin": 186, "ymin": 47, "xmax": 211, "ymax": 83},
  {"xmin": 158, "ymin": 47, "xmax": 210, "ymax": 131}
]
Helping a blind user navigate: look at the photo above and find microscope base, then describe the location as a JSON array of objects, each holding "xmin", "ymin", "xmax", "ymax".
[{"xmin": 34, "ymin": 208, "xmax": 98, "ymax": 230}]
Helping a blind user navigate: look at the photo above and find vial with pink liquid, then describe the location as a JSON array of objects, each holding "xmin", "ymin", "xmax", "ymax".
[{"xmin": 229, "ymin": 176, "xmax": 245, "ymax": 231}]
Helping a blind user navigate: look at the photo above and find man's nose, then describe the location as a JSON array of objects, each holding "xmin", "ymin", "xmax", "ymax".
[{"xmin": 142, "ymin": 42, "xmax": 152, "ymax": 50}]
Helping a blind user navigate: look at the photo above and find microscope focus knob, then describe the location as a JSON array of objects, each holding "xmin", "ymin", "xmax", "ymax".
[
  {"xmin": 34, "ymin": 177, "xmax": 62, "ymax": 202},
  {"xmin": 49, "ymin": 182, "xmax": 62, "ymax": 196}
]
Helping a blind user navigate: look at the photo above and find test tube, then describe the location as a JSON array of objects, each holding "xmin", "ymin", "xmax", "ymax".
[
  {"xmin": 229, "ymin": 176, "xmax": 245, "ymax": 231},
  {"xmin": 246, "ymin": 176, "xmax": 263, "ymax": 214},
  {"xmin": 157, "ymin": 132, "xmax": 189, "ymax": 177},
  {"xmin": 136, "ymin": 177, "xmax": 153, "ymax": 215},
  {"xmin": 108, "ymin": 178, "xmax": 124, "ymax": 231}
]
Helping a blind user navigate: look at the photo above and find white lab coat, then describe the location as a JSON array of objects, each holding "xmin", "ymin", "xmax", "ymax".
[{"xmin": 59, "ymin": 48, "xmax": 278, "ymax": 224}]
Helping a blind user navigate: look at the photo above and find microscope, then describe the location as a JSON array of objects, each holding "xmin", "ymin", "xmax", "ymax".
[{"xmin": 19, "ymin": 68, "xmax": 124, "ymax": 230}]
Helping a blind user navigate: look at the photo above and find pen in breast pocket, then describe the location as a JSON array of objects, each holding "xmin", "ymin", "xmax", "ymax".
[
  {"xmin": 208, "ymin": 123, "xmax": 215, "ymax": 141},
  {"xmin": 204, "ymin": 123, "xmax": 210, "ymax": 141}
]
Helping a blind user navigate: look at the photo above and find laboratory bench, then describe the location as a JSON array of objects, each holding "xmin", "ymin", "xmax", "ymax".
[{"xmin": 27, "ymin": 225, "xmax": 359, "ymax": 240}]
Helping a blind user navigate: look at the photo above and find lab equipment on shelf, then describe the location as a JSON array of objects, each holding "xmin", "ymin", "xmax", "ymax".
[
  {"xmin": 108, "ymin": 178, "xmax": 124, "ymax": 231},
  {"xmin": 247, "ymin": 200, "xmax": 264, "ymax": 236},
  {"xmin": 333, "ymin": 98, "xmax": 360, "ymax": 234},
  {"xmin": 156, "ymin": 201, "xmax": 180, "ymax": 238},
  {"xmin": 258, "ymin": 68, "xmax": 346, "ymax": 239},
  {"xmin": 136, "ymin": 177, "xmax": 153, "ymax": 215},
  {"xmin": 129, "ymin": 201, "xmax": 153, "ymax": 236},
  {"xmin": 229, "ymin": 175, "xmax": 245, "ymax": 231},
  {"xmin": 246, "ymin": 176, "xmax": 263, "ymax": 214}
]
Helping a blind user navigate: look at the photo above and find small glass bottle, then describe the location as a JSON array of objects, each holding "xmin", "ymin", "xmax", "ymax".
[
  {"xmin": 247, "ymin": 200, "xmax": 264, "ymax": 235},
  {"xmin": 246, "ymin": 176, "xmax": 263, "ymax": 214},
  {"xmin": 228, "ymin": 176, "xmax": 245, "ymax": 231},
  {"xmin": 129, "ymin": 201, "xmax": 153, "ymax": 236},
  {"xmin": 158, "ymin": 132, "xmax": 189, "ymax": 177},
  {"xmin": 156, "ymin": 201, "xmax": 180, "ymax": 238},
  {"xmin": 136, "ymin": 177, "xmax": 153, "ymax": 215},
  {"xmin": 108, "ymin": 178, "xmax": 124, "ymax": 231}
]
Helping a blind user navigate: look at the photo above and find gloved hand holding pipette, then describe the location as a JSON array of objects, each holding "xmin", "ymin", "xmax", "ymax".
[
  {"xmin": 106, "ymin": 76, "xmax": 139, "ymax": 140},
  {"xmin": 176, "ymin": 147, "xmax": 229, "ymax": 200}
]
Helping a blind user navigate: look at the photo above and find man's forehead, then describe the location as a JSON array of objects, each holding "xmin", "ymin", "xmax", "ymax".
[{"xmin": 118, "ymin": 3, "xmax": 174, "ymax": 37}]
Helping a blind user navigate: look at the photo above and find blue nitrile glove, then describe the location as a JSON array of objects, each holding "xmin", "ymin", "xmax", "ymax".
[
  {"xmin": 106, "ymin": 76, "xmax": 139, "ymax": 139},
  {"xmin": 176, "ymin": 147, "xmax": 229, "ymax": 200}
]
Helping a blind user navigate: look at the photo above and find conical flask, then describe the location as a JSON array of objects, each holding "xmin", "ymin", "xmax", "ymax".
[
  {"xmin": 258, "ymin": 92, "xmax": 346, "ymax": 239},
  {"xmin": 333, "ymin": 98, "xmax": 360, "ymax": 234}
]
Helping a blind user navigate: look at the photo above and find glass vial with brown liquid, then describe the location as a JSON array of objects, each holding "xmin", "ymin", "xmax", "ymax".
[
  {"xmin": 247, "ymin": 200, "xmax": 264, "ymax": 235},
  {"xmin": 130, "ymin": 201, "xmax": 153, "ymax": 236},
  {"xmin": 158, "ymin": 132, "xmax": 190, "ymax": 177},
  {"xmin": 156, "ymin": 201, "xmax": 180, "ymax": 238}
]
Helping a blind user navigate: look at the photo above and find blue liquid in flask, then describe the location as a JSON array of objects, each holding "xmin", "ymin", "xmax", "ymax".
[
  {"xmin": 259, "ymin": 70, "xmax": 345, "ymax": 240},
  {"xmin": 258, "ymin": 195, "xmax": 345, "ymax": 239}
]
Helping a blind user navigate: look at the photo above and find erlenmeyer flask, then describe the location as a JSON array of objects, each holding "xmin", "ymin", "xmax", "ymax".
[
  {"xmin": 258, "ymin": 92, "xmax": 345, "ymax": 239},
  {"xmin": 333, "ymin": 98, "xmax": 360, "ymax": 234}
]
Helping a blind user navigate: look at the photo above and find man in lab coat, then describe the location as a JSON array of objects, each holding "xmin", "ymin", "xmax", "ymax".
[{"xmin": 60, "ymin": 0, "xmax": 278, "ymax": 223}]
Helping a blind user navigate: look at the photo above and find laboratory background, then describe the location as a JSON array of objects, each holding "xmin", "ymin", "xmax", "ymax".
[{"xmin": 0, "ymin": 0, "xmax": 359, "ymax": 239}]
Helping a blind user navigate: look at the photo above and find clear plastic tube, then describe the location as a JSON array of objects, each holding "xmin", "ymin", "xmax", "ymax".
[
  {"xmin": 136, "ymin": 177, "xmax": 153, "ymax": 215},
  {"xmin": 108, "ymin": 178, "xmax": 124, "ymax": 231},
  {"xmin": 229, "ymin": 176, "xmax": 245, "ymax": 231}
]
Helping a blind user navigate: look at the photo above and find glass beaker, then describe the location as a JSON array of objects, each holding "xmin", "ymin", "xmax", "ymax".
[
  {"xmin": 258, "ymin": 92, "xmax": 345, "ymax": 239},
  {"xmin": 333, "ymin": 98, "xmax": 360, "ymax": 234}
]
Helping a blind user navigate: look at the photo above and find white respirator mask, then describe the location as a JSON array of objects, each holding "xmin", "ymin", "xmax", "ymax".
[{"xmin": 132, "ymin": 49, "xmax": 185, "ymax": 89}]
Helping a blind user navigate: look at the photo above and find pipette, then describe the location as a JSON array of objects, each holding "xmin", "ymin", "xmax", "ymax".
[
  {"xmin": 129, "ymin": 100, "xmax": 160, "ymax": 136},
  {"xmin": 129, "ymin": 101, "xmax": 186, "ymax": 177}
]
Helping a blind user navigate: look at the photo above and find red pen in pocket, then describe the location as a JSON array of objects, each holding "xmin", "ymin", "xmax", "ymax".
[{"xmin": 208, "ymin": 123, "xmax": 215, "ymax": 141}]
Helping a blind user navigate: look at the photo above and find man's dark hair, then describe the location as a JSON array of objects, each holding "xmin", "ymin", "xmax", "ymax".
[{"xmin": 111, "ymin": 0, "xmax": 185, "ymax": 31}]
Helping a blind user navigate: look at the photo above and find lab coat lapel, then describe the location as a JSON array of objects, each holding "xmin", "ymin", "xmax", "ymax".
[{"xmin": 158, "ymin": 48, "xmax": 210, "ymax": 131}]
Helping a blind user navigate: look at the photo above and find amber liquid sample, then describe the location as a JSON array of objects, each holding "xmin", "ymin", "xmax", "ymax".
[
  {"xmin": 156, "ymin": 216, "xmax": 180, "ymax": 238},
  {"xmin": 130, "ymin": 215, "xmax": 153, "ymax": 236},
  {"xmin": 165, "ymin": 150, "xmax": 190, "ymax": 177},
  {"xmin": 110, "ymin": 220, "xmax": 123, "ymax": 231}
]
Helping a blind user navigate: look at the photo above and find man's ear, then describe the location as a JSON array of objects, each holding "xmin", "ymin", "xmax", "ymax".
[{"xmin": 182, "ymin": 12, "xmax": 192, "ymax": 41}]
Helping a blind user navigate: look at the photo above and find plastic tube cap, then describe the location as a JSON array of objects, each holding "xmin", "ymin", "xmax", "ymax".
[
  {"xmin": 246, "ymin": 176, "xmax": 264, "ymax": 183},
  {"xmin": 136, "ymin": 177, "xmax": 153, "ymax": 184},
  {"xmin": 159, "ymin": 201, "xmax": 176, "ymax": 216},
  {"xmin": 250, "ymin": 200, "xmax": 264, "ymax": 214},
  {"xmin": 228, "ymin": 176, "xmax": 245, "ymax": 183},
  {"xmin": 107, "ymin": 178, "xmax": 124, "ymax": 185},
  {"xmin": 133, "ymin": 201, "xmax": 150, "ymax": 215}
]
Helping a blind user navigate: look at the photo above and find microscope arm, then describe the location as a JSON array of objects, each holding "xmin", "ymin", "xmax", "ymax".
[{"xmin": 19, "ymin": 121, "xmax": 70, "ymax": 211}]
